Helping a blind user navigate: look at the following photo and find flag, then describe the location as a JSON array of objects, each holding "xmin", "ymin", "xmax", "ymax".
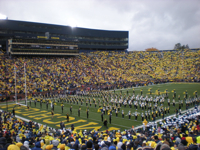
[{"xmin": 97, "ymin": 107, "xmax": 103, "ymax": 112}]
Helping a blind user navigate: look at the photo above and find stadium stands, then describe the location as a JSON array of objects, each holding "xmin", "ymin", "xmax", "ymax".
[
  {"xmin": 0, "ymin": 49, "xmax": 199, "ymax": 149},
  {"xmin": 0, "ymin": 49, "xmax": 199, "ymax": 99}
]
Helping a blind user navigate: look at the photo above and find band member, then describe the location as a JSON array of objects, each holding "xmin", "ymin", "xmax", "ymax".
[
  {"xmin": 128, "ymin": 110, "xmax": 131, "ymax": 120},
  {"xmin": 145, "ymin": 111, "xmax": 148, "ymax": 120},
  {"xmin": 86, "ymin": 99, "xmax": 88, "ymax": 106},
  {"xmin": 167, "ymin": 106, "xmax": 170, "ymax": 114},
  {"xmin": 175, "ymin": 108, "xmax": 178, "ymax": 115},
  {"xmin": 61, "ymin": 103, "xmax": 64, "ymax": 113},
  {"xmin": 162, "ymin": 110, "xmax": 164, "ymax": 119},
  {"xmin": 104, "ymin": 119, "xmax": 108, "ymax": 128},
  {"xmin": 12, "ymin": 108, "xmax": 15, "ymax": 117},
  {"xmin": 148, "ymin": 111, "xmax": 151, "ymax": 120},
  {"xmin": 86, "ymin": 107, "xmax": 89, "ymax": 118},
  {"xmin": 51, "ymin": 110, "xmax": 54, "ymax": 118},
  {"xmin": 166, "ymin": 89, "xmax": 168, "ymax": 98},
  {"xmin": 70, "ymin": 105, "xmax": 72, "ymax": 115},
  {"xmin": 141, "ymin": 112, "xmax": 144, "ymax": 121},
  {"xmin": 168, "ymin": 99, "xmax": 170, "ymax": 106},
  {"xmin": 164, "ymin": 107, "xmax": 167, "ymax": 114},
  {"xmin": 40, "ymin": 100, "xmax": 42, "ymax": 108},
  {"xmin": 195, "ymin": 91, "xmax": 198, "ymax": 98},
  {"xmin": 185, "ymin": 90, "xmax": 188, "ymax": 99},
  {"xmin": 66, "ymin": 113, "xmax": 69, "ymax": 122},
  {"xmin": 109, "ymin": 114, "xmax": 112, "ymax": 124},
  {"xmin": 173, "ymin": 99, "xmax": 175, "ymax": 107},
  {"xmin": 52, "ymin": 102, "xmax": 54, "ymax": 111},
  {"xmin": 122, "ymin": 109, "xmax": 124, "ymax": 118},
  {"xmin": 103, "ymin": 107, "xmax": 106, "ymax": 115},
  {"xmin": 46, "ymin": 101, "xmax": 48, "ymax": 110},
  {"xmin": 179, "ymin": 101, "xmax": 181, "ymax": 109},
  {"xmin": 78, "ymin": 106, "xmax": 81, "ymax": 117},
  {"xmin": 158, "ymin": 89, "xmax": 160, "ymax": 96},
  {"xmin": 174, "ymin": 90, "xmax": 176, "ymax": 98},
  {"xmin": 135, "ymin": 111, "xmax": 138, "ymax": 120}
]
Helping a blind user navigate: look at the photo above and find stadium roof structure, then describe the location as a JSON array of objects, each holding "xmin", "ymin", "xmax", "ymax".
[{"xmin": 0, "ymin": 20, "xmax": 128, "ymax": 56}]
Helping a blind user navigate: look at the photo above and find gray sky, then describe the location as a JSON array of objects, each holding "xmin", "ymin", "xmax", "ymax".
[{"xmin": 0, "ymin": 0, "xmax": 200, "ymax": 51}]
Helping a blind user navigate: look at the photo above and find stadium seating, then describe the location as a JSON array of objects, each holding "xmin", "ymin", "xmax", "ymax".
[
  {"xmin": 0, "ymin": 49, "xmax": 200, "ymax": 150},
  {"xmin": 0, "ymin": 49, "xmax": 199, "ymax": 98}
]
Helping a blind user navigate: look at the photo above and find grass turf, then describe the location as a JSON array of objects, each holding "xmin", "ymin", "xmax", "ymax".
[{"xmin": 1, "ymin": 82, "xmax": 200, "ymax": 131}]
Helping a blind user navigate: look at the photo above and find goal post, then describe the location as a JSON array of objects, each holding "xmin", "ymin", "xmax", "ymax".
[{"xmin": 14, "ymin": 62, "xmax": 28, "ymax": 107}]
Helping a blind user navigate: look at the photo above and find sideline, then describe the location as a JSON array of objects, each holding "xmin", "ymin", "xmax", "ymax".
[{"xmin": 108, "ymin": 82, "xmax": 172, "ymax": 91}]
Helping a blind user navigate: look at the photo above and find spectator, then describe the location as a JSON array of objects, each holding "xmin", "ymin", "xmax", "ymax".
[{"xmin": 32, "ymin": 141, "xmax": 42, "ymax": 150}]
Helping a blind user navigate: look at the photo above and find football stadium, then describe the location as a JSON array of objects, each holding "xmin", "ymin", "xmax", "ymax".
[{"xmin": 0, "ymin": 19, "xmax": 200, "ymax": 150}]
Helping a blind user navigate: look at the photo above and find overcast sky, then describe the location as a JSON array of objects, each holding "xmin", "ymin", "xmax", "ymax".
[{"xmin": 0, "ymin": 0, "xmax": 200, "ymax": 51}]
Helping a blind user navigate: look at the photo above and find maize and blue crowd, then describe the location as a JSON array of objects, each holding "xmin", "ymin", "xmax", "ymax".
[
  {"xmin": 0, "ymin": 49, "xmax": 200, "ymax": 150},
  {"xmin": 0, "ymin": 49, "xmax": 199, "ymax": 96}
]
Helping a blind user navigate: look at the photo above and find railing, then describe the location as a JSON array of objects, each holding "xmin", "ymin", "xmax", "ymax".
[
  {"xmin": 11, "ymin": 42, "xmax": 78, "ymax": 47},
  {"xmin": 10, "ymin": 52, "xmax": 79, "ymax": 55}
]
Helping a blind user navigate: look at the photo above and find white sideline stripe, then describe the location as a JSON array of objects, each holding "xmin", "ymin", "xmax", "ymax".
[
  {"xmin": 0, "ymin": 109, "xmax": 49, "ymax": 129},
  {"xmin": 0, "ymin": 102, "xmax": 25, "ymax": 106}
]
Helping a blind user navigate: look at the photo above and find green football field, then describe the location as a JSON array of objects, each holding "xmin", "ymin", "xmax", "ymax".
[{"xmin": 1, "ymin": 82, "xmax": 200, "ymax": 131}]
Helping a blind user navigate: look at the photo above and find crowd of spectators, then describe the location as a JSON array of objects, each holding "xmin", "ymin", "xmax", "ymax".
[
  {"xmin": 0, "ymin": 49, "xmax": 199, "ymax": 97},
  {"xmin": 0, "ymin": 49, "xmax": 200, "ymax": 149},
  {"xmin": 1, "ymin": 107, "xmax": 200, "ymax": 150}
]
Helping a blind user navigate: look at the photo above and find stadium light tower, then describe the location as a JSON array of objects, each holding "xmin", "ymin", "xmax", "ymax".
[{"xmin": 0, "ymin": 13, "xmax": 7, "ymax": 19}]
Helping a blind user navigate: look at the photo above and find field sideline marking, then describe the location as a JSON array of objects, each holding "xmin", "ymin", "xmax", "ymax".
[
  {"xmin": 109, "ymin": 82, "xmax": 200, "ymax": 92},
  {"xmin": 108, "ymin": 82, "xmax": 173, "ymax": 91}
]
